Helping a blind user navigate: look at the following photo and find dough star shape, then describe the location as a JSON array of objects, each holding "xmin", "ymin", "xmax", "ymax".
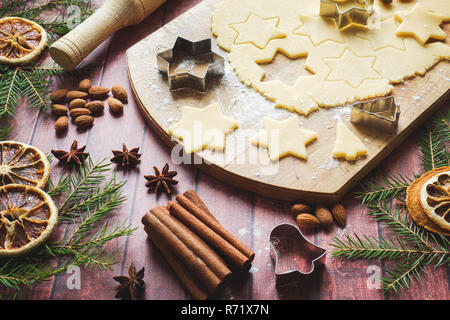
[
  {"xmin": 168, "ymin": 103, "xmax": 238, "ymax": 154},
  {"xmin": 230, "ymin": 13, "xmax": 286, "ymax": 49},
  {"xmin": 395, "ymin": 3, "xmax": 446, "ymax": 45},
  {"xmin": 333, "ymin": 122, "xmax": 367, "ymax": 161},
  {"xmin": 251, "ymin": 116, "xmax": 317, "ymax": 161},
  {"xmin": 324, "ymin": 49, "xmax": 381, "ymax": 88},
  {"xmin": 356, "ymin": 17, "xmax": 405, "ymax": 51},
  {"xmin": 294, "ymin": 15, "xmax": 344, "ymax": 46}
]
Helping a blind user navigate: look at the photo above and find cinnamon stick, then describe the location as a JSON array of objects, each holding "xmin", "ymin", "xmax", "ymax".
[
  {"xmin": 184, "ymin": 190, "xmax": 218, "ymax": 223},
  {"xmin": 142, "ymin": 210, "xmax": 221, "ymax": 295},
  {"xmin": 169, "ymin": 201, "xmax": 251, "ymax": 270},
  {"xmin": 150, "ymin": 206, "xmax": 231, "ymax": 281},
  {"xmin": 144, "ymin": 226, "xmax": 208, "ymax": 300},
  {"xmin": 176, "ymin": 194, "xmax": 255, "ymax": 262}
]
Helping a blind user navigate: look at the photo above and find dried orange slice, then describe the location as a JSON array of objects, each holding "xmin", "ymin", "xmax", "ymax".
[
  {"xmin": 0, "ymin": 184, "xmax": 58, "ymax": 257},
  {"xmin": 0, "ymin": 141, "xmax": 50, "ymax": 189},
  {"xmin": 406, "ymin": 167, "xmax": 450, "ymax": 236},
  {"xmin": 0, "ymin": 17, "xmax": 48, "ymax": 65}
]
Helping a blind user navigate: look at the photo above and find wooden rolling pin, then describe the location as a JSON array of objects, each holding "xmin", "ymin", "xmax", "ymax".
[{"xmin": 50, "ymin": 0, "xmax": 166, "ymax": 70}]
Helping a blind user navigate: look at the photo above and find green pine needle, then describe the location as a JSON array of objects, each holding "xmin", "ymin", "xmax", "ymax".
[{"xmin": 331, "ymin": 112, "xmax": 450, "ymax": 293}]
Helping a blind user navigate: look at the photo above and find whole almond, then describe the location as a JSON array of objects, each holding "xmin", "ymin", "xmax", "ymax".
[
  {"xmin": 108, "ymin": 97, "xmax": 123, "ymax": 114},
  {"xmin": 290, "ymin": 203, "xmax": 313, "ymax": 215},
  {"xmin": 70, "ymin": 108, "xmax": 92, "ymax": 118},
  {"xmin": 315, "ymin": 205, "xmax": 333, "ymax": 227},
  {"xmin": 296, "ymin": 213, "xmax": 320, "ymax": 229},
  {"xmin": 331, "ymin": 203, "xmax": 347, "ymax": 227},
  {"xmin": 111, "ymin": 85, "xmax": 128, "ymax": 102},
  {"xmin": 74, "ymin": 115, "xmax": 94, "ymax": 129},
  {"xmin": 66, "ymin": 90, "xmax": 88, "ymax": 101},
  {"xmin": 89, "ymin": 86, "xmax": 110, "ymax": 99},
  {"xmin": 54, "ymin": 116, "xmax": 68, "ymax": 132},
  {"xmin": 52, "ymin": 104, "xmax": 68, "ymax": 117},
  {"xmin": 69, "ymin": 98, "xmax": 87, "ymax": 109},
  {"xmin": 86, "ymin": 100, "xmax": 104, "ymax": 114},
  {"xmin": 50, "ymin": 89, "xmax": 68, "ymax": 103},
  {"xmin": 79, "ymin": 79, "xmax": 92, "ymax": 92}
]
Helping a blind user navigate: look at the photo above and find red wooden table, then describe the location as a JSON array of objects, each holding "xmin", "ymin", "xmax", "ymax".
[{"xmin": 10, "ymin": 0, "xmax": 449, "ymax": 300}]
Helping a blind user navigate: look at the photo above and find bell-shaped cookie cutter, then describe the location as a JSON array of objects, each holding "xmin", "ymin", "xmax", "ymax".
[
  {"xmin": 269, "ymin": 223, "xmax": 327, "ymax": 287},
  {"xmin": 156, "ymin": 37, "xmax": 224, "ymax": 93},
  {"xmin": 320, "ymin": 0, "xmax": 374, "ymax": 29},
  {"xmin": 350, "ymin": 96, "xmax": 400, "ymax": 133}
]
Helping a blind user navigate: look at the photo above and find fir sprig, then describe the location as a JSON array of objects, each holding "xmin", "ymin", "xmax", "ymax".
[
  {"xmin": 330, "ymin": 111, "xmax": 450, "ymax": 293},
  {"xmin": 0, "ymin": 157, "xmax": 135, "ymax": 292}
]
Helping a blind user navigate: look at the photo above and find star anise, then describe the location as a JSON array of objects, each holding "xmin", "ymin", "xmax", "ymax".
[
  {"xmin": 144, "ymin": 163, "xmax": 178, "ymax": 194},
  {"xmin": 110, "ymin": 143, "xmax": 141, "ymax": 168},
  {"xmin": 51, "ymin": 140, "xmax": 89, "ymax": 166},
  {"xmin": 113, "ymin": 263, "xmax": 145, "ymax": 300}
]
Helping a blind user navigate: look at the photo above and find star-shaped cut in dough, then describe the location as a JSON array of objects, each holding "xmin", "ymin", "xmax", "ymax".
[
  {"xmin": 168, "ymin": 103, "xmax": 238, "ymax": 154},
  {"xmin": 294, "ymin": 15, "xmax": 344, "ymax": 46},
  {"xmin": 230, "ymin": 13, "xmax": 286, "ymax": 49},
  {"xmin": 333, "ymin": 122, "xmax": 367, "ymax": 161},
  {"xmin": 395, "ymin": 3, "xmax": 446, "ymax": 45},
  {"xmin": 356, "ymin": 17, "xmax": 405, "ymax": 51},
  {"xmin": 324, "ymin": 49, "xmax": 380, "ymax": 88},
  {"xmin": 251, "ymin": 116, "xmax": 317, "ymax": 161}
]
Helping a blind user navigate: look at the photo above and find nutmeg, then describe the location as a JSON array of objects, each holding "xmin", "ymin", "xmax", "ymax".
[
  {"xmin": 68, "ymin": 98, "xmax": 87, "ymax": 110},
  {"xmin": 54, "ymin": 116, "xmax": 68, "ymax": 132},
  {"xmin": 74, "ymin": 115, "xmax": 94, "ymax": 129},
  {"xmin": 315, "ymin": 205, "xmax": 333, "ymax": 227},
  {"xmin": 111, "ymin": 85, "xmax": 128, "ymax": 102},
  {"xmin": 66, "ymin": 90, "xmax": 88, "ymax": 101},
  {"xmin": 79, "ymin": 79, "xmax": 92, "ymax": 92},
  {"xmin": 89, "ymin": 86, "xmax": 110, "ymax": 99},
  {"xmin": 108, "ymin": 97, "xmax": 124, "ymax": 114}
]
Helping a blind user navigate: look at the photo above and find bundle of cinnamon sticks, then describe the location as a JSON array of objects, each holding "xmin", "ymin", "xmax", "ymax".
[{"xmin": 142, "ymin": 190, "xmax": 255, "ymax": 300}]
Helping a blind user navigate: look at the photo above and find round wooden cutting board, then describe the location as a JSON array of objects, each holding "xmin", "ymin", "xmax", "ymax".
[{"xmin": 127, "ymin": 0, "xmax": 450, "ymax": 203}]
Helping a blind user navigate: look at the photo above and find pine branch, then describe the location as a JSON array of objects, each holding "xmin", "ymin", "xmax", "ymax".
[{"xmin": 355, "ymin": 174, "xmax": 414, "ymax": 204}]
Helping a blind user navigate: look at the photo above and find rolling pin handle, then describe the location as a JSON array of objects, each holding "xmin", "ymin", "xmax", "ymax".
[{"xmin": 50, "ymin": 0, "xmax": 165, "ymax": 70}]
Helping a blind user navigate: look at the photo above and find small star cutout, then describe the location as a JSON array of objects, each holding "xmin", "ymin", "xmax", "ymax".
[
  {"xmin": 324, "ymin": 49, "xmax": 380, "ymax": 88},
  {"xmin": 294, "ymin": 15, "xmax": 344, "ymax": 46},
  {"xmin": 168, "ymin": 103, "xmax": 238, "ymax": 154},
  {"xmin": 230, "ymin": 13, "xmax": 286, "ymax": 49},
  {"xmin": 356, "ymin": 17, "xmax": 405, "ymax": 51},
  {"xmin": 395, "ymin": 3, "xmax": 446, "ymax": 45},
  {"xmin": 251, "ymin": 116, "xmax": 317, "ymax": 161}
]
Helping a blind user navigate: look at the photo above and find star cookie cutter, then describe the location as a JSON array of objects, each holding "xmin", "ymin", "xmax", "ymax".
[
  {"xmin": 350, "ymin": 96, "xmax": 400, "ymax": 133},
  {"xmin": 269, "ymin": 224, "xmax": 327, "ymax": 287},
  {"xmin": 319, "ymin": 0, "xmax": 374, "ymax": 29},
  {"xmin": 156, "ymin": 37, "xmax": 225, "ymax": 93}
]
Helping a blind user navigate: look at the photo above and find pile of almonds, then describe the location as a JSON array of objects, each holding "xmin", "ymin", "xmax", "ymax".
[
  {"xmin": 50, "ymin": 79, "xmax": 128, "ymax": 132},
  {"xmin": 292, "ymin": 203, "xmax": 347, "ymax": 230}
]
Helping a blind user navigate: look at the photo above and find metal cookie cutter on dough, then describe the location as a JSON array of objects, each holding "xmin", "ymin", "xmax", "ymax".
[
  {"xmin": 156, "ymin": 37, "xmax": 225, "ymax": 93},
  {"xmin": 350, "ymin": 96, "xmax": 401, "ymax": 133},
  {"xmin": 269, "ymin": 224, "xmax": 327, "ymax": 287},
  {"xmin": 319, "ymin": 0, "xmax": 374, "ymax": 29}
]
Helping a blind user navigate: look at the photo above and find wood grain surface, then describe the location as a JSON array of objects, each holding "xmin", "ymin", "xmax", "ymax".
[
  {"xmin": 5, "ymin": 0, "xmax": 449, "ymax": 300},
  {"xmin": 127, "ymin": 0, "xmax": 450, "ymax": 203}
]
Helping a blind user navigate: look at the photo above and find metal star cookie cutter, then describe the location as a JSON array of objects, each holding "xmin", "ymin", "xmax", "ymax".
[
  {"xmin": 156, "ymin": 37, "xmax": 224, "ymax": 93},
  {"xmin": 350, "ymin": 96, "xmax": 400, "ymax": 133},
  {"xmin": 269, "ymin": 224, "xmax": 327, "ymax": 287},
  {"xmin": 319, "ymin": 0, "xmax": 374, "ymax": 29}
]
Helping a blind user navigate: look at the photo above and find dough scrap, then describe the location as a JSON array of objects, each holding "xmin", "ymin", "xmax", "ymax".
[
  {"xmin": 168, "ymin": 103, "xmax": 238, "ymax": 154},
  {"xmin": 395, "ymin": 3, "xmax": 446, "ymax": 45},
  {"xmin": 333, "ymin": 122, "xmax": 367, "ymax": 161},
  {"xmin": 212, "ymin": 0, "xmax": 450, "ymax": 116},
  {"xmin": 250, "ymin": 116, "xmax": 317, "ymax": 161}
]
